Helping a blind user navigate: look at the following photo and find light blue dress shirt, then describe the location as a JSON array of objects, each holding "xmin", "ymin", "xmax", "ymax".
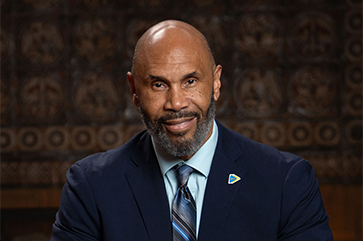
[{"xmin": 152, "ymin": 120, "xmax": 218, "ymax": 237}]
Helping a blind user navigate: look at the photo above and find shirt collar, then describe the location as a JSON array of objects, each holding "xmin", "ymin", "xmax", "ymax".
[{"xmin": 152, "ymin": 120, "xmax": 219, "ymax": 178}]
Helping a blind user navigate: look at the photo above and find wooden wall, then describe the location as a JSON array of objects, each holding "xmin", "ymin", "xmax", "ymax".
[
  {"xmin": 1, "ymin": 0, "xmax": 362, "ymax": 240},
  {"xmin": 321, "ymin": 184, "xmax": 362, "ymax": 241}
]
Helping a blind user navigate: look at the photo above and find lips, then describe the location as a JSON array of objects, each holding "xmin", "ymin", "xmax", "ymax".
[{"xmin": 163, "ymin": 117, "xmax": 196, "ymax": 133}]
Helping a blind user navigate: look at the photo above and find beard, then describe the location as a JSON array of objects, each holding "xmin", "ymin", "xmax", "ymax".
[{"xmin": 139, "ymin": 95, "xmax": 216, "ymax": 158}]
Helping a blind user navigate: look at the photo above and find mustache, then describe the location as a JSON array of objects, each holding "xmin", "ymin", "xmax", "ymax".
[{"xmin": 158, "ymin": 111, "xmax": 200, "ymax": 123}]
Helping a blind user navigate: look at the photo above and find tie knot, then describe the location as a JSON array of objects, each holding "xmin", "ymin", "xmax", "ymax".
[{"xmin": 176, "ymin": 164, "xmax": 193, "ymax": 188}]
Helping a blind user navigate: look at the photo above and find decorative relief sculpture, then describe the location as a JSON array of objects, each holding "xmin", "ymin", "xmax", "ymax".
[
  {"xmin": 237, "ymin": 14, "xmax": 281, "ymax": 59},
  {"xmin": 19, "ymin": 75, "xmax": 64, "ymax": 119},
  {"xmin": 0, "ymin": 0, "xmax": 361, "ymax": 189},
  {"xmin": 290, "ymin": 67, "xmax": 335, "ymax": 116},
  {"xmin": 74, "ymin": 19, "xmax": 117, "ymax": 63},
  {"xmin": 70, "ymin": 126, "xmax": 96, "ymax": 150},
  {"xmin": 345, "ymin": 64, "xmax": 362, "ymax": 116},
  {"xmin": 261, "ymin": 122, "xmax": 286, "ymax": 147},
  {"xmin": 288, "ymin": 122, "xmax": 313, "ymax": 146},
  {"xmin": 346, "ymin": 92, "xmax": 362, "ymax": 116},
  {"xmin": 345, "ymin": 37, "xmax": 362, "ymax": 62},
  {"xmin": 345, "ymin": 10, "xmax": 362, "ymax": 34},
  {"xmin": 74, "ymin": 72, "xmax": 118, "ymax": 119},
  {"xmin": 314, "ymin": 122, "xmax": 340, "ymax": 146},
  {"xmin": 0, "ymin": 128, "xmax": 15, "ymax": 151},
  {"xmin": 98, "ymin": 126, "xmax": 123, "ymax": 150},
  {"xmin": 234, "ymin": 122, "xmax": 258, "ymax": 142},
  {"xmin": 20, "ymin": 21, "xmax": 64, "ymax": 65},
  {"xmin": 18, "ymin": 128, "xmax": 43, "ymax": 151},
  {"xmin": 346, "ymin": 64, "xmax": 362, "ymax": 88},
  {"xmin": 235, "ymin": 69, "xmax": 282, "ymax": 117},
  {"xmin": 44, "ymin": 127, "xmax": 69, "ymax": 150},
  {"xmin": 289, "ymin": 13, "xmax": 335, "ymax": 59}
]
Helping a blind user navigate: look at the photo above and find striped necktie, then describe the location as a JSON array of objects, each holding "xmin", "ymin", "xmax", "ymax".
[{"xmin": 172, "ymin": 164, "xmax": 197, "ymax": 241}]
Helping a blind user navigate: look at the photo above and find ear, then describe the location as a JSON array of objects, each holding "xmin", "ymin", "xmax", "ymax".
[
  {"xmin": 127, "ymin": 71, "xmax": 139, "ymax": 107},
  {"xmin": 213, "ymin": 65, "xmax": 222, "ymax": 101}
]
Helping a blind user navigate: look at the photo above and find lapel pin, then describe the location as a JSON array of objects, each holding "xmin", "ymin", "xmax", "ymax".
[{"xmin": 228, "ymin": 174, "xmax": 241, "ymax": 184}]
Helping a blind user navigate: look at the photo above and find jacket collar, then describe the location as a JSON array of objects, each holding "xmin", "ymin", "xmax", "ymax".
[
  {"xmin": 125, "ymin": 132, "xmax": 172, "ymax": 241},
  {"xmin": 125, "ymin": 121, "xmax": 247, "ymax": 241},
  {"xmin": 198, "ymin": 121, "xmax": 247, "ymax": 241}
]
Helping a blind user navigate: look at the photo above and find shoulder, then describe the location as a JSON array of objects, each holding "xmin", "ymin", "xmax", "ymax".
[
  {"xmin": 69, "ymin": 129, "xmax": 149, "ymax": 179},
  {"xmin": 217, "ymin": 121, "xmax": 303, "ymax": 166}
]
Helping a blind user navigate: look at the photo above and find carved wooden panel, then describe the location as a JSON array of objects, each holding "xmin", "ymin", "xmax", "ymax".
[{"xmin": 1, "ymin": 0, "xmax": 360, "ymax": 191}]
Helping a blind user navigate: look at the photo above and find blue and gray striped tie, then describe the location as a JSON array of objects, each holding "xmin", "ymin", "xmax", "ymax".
[{"xmin": 172, "ymin": 164, "xmax": 197, "ymax": 241}]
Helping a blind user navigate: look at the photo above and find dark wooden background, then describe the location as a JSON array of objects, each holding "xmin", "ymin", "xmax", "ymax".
[{"xmin": 1, "ymin": 0, "xmax": 362, "ymax": 240}]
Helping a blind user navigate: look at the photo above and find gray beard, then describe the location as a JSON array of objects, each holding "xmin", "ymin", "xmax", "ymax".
[{"xmin": 139, "ymin": 96, "xmax": 216, "ymax": 158}]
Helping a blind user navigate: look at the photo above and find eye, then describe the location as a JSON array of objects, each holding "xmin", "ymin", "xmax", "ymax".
[
  {"xmin": 154, "ymin": 83, "xmax": 163, "ymax": 88},
  {"xmin": 152, "ymin": 81, "xmax": 167, "ymax": 90},
  {"xmin": 186, "ymin": 79, "xmax": 196, "ymax": 85}
]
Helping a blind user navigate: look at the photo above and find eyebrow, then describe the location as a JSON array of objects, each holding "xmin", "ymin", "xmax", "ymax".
[
  {"xmin": 148, "ymin": 71, "xmax": 200, "ymax": 81},
  {"xmin": 149, "ymin": 75, "xmax": 166, "ymax": 81},
  {"xmin": 183, "ymin": 71, "xmax": 200, "ymax": 79}
]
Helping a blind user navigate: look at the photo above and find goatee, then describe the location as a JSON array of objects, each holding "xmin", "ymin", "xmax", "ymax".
[{"xmin": 139, "ymin": 96, "xmax": 216, "ymax": 158}]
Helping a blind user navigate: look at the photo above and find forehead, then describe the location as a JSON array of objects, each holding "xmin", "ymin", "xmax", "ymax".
[
  {"xmin": 135, "ymin": 27, "xmax": 212, "ymax": 79},
  {"xmin": 144, "ymin": 45, "xmax": 209, "ymax": 80}
]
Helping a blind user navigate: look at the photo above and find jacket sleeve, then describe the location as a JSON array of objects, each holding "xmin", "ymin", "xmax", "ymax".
[
  {"xmin": 278, "ymin": 158, "xmax": 333, "ymax": 241},
  {"xmin": 51, "ymin": 163, "xmax": 101, "ymax": 241}
]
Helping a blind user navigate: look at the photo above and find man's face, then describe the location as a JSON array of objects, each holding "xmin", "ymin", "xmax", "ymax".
[
  {"xmin": 139, "ymin": 93, "xmax": 216, "ymax": 158},
  {"xmin": 128, "ymin": 36, "xmax": 222, "ymax": 159}
]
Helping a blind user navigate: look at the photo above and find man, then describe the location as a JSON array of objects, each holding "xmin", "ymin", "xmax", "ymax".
[{"xmin": 51, "ymin": 20, "xmax": 333, "ymax": 240}]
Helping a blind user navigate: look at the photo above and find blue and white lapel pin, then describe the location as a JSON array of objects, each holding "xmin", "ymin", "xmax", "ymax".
[{"xmin": 228, "ymin": 174, "xmax": 241, "ymax": 184}]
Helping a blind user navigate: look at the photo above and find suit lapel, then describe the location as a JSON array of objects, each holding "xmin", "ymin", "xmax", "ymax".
[
  {"xmin": 125, "ymin": 133, "xmax": 172, "ymax": 241},
  {"xmin": 124, "ymin": 123, "xmax": 248, "ymax": 241},
  {"xmin": 198, "ymin": 123, "xmax": 247, "ymax": 241}
]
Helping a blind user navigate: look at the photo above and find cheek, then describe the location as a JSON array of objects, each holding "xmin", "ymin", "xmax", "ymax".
[
  {"xmin": 191, "ymin": 90, "xmax": 212, "ymax": 112},
  {"xmin": 139, "ymin": 94, "xmax": 165, "ymax": 117}
]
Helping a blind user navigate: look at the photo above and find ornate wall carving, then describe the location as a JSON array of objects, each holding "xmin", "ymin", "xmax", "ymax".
[{"xmin": 0, "ymin": 0, "xmax": 362, "ymax": 239}]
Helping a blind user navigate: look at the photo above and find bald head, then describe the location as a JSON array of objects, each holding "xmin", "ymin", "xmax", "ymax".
[
  {"xmin": 126, "ymin": 20, "xmax": 222, "ymax": 159},
  {"xmin": 131, "ymin": 20, "xmax": 215, "ymax": 78}
]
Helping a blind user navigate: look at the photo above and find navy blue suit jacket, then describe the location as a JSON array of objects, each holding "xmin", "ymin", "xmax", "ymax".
[{"xmin": 52, "ymin": 122, "xmax": 333, "ymax": 240}]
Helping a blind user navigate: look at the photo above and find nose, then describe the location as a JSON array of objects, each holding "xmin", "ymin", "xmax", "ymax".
[{"xmin": 164, "ymin": 86, "xmax": 189, "ymax": 112}]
